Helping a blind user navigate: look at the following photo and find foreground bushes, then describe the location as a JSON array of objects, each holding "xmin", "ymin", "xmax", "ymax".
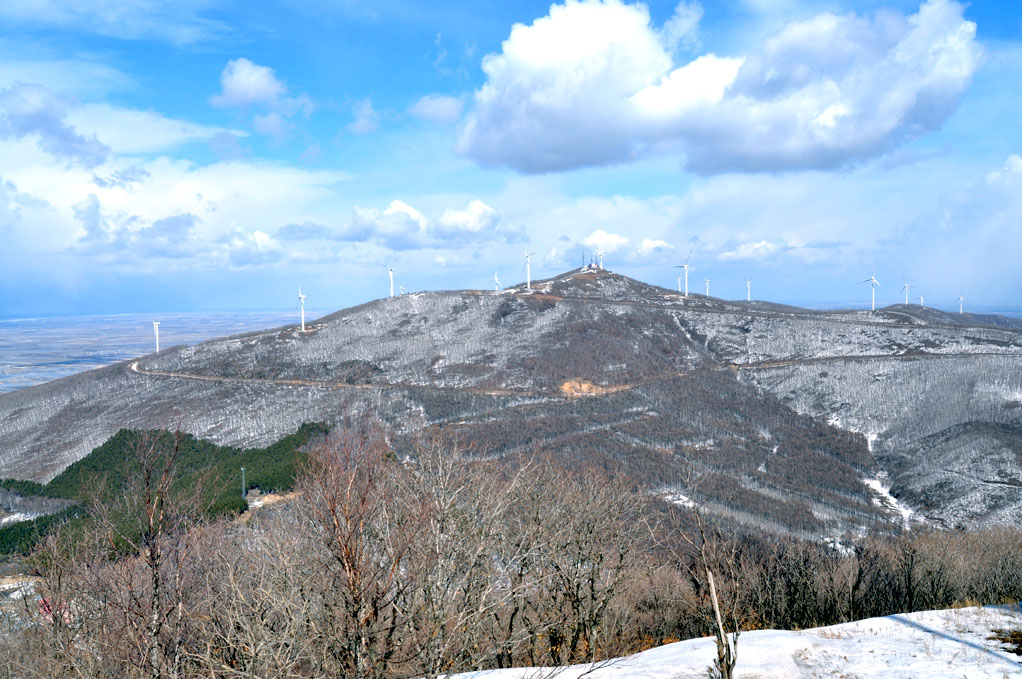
[{"xmin": 0, "ymin": 429, "xmax": 1019, "ymax": 678}]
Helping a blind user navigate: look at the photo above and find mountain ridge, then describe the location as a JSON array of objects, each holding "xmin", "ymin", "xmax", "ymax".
[{"xmin": 1, "ymin": 268, "xmax": 1019, "ymax": 535}]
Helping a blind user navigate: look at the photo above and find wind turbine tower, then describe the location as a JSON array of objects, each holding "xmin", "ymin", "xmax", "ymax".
[
  {"xmin": 901, "ymin": 277, "xmax": 912, "ymax": 305},
  {"xmin": 298, "ymin": 287, "xmax": 306, "ymax": 332},
  {"xmin": 494, "ymin": 272, "xmax": 501, "ymax": 290},
  {"xmin": 744, "ymin": 278, "xmax": 751, "ymax": 302},
  {"xmin": 920, "ymin": 295, "xmax": 924, "ymax": 308},
  {"xmin": 674, "ymin": 248, "xmax": 694, "ymax": 297},
  {"xmin": 956, "ymin": 295, "xmax": 965, "ymax": 314},
  {"xmin": 524, "ymin": 251, "xmax": 535, "ymax": 290},
  {"xmin": 704, "ymin": 278, "xmax": 710, "ymax": 298},
  {"xmin": 860, "ymin": 269, "xmax": 881, "ymax": 311},
  {"xmin": 152, "ymin": 321, "xmax": 160, "ymax": 353},
  {"xmin": 596, "ymin": 250, "xmax": 604, "ymax": 269},
  {"xmin": 385, "ymin": 266, "xmax": 395, "ymax": 298},
  {"xmin": 677, "ymin": 275, "xmax": 682, "ymax": 293}
]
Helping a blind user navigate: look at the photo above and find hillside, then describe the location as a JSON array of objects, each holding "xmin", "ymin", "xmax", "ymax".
[{"xmin": 0, "ymin": 268, "xmax": 1020, "ymax": 534}]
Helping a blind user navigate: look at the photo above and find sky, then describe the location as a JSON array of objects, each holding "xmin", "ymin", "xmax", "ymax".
[{"xmin": 0, "ymin": 0, "xmax": 1020, "ymax": 316}]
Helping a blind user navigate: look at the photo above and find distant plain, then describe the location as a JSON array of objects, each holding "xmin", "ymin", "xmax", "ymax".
[{"xmin": 0, "ymin": 311, "xmax": 327, "ymax": 393}]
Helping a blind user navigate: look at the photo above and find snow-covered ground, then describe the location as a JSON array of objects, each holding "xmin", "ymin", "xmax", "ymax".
[
  {"xmin": 864, "ymin": 474, "xmax": 917, "ymax": 528},
  {"xmin": 457, "ymin": 605, "xmax": 1022, "ymax": 679}
]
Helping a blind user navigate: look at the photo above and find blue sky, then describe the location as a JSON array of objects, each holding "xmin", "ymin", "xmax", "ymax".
[{"xmin": 0, "ymin": 0, "xmax": 1020, "ymax": 316}]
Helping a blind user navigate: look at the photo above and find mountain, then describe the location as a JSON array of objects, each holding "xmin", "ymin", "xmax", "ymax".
[{"xmin": 1, "ymin": 269, "xmax": 1020, "ymax": 535}]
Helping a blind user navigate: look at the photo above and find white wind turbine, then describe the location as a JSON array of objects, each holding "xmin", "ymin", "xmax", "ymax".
[
  {"xmin": 955, "ymin": 294, "xmax": 965, "ymax": 314},
  {"xmin": 385, "ymin": 266, "xmax": 395, "ymax": 298},
  {"xmin": 596, "ymin": 250, "xmax": 604, "ymax": 269},
  {"xmin": 677, "ymin": 275, "xmax": 682, "ymax": 293},
  {"xmin": 493, "ymin": 272, "xmax": 501, "ymax": 290},
  {"xmin": 919, "ymin": 295, "xmax": 925, "ymax": 308},
  {"xmin": 298, "ymin": 287, "xmax": 306, "ymax": 332},
  {"xmin": 860, "ymin": 268, "xmax": 881, "ymax": 311},
  {"xmin": 901, "ymin": 277, "xmax": 912, "ymax": 305},
  {"xmin": 744, "ymin": 278, "xmax": 752, "ymax": 302},
  {"xmin": 524, "ymin": 251, "xmax": 535, "ymax": 290},
  {"xmin": 400, "ymin": 285, "xmax": 406, "ymax": 295},
  {"xmin": 704, "ymin": 277, "xmax": 710, "ymax": 298},
  {"xmin": 673, "ymin": 248, "xmax": 694, "ymax": 297},
  {"xmin": 152, "ymin": 321, "xmax": 160, "ymax": 353}
]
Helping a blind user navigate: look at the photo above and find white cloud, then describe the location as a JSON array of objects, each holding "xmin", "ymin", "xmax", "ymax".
[
  {"xmin": 0, "ymin": 58, "xmax": 130, "ymax": 98},
  {"xmin": 0, "ymin": 0, "xmax": 227, "ymax": 44},
  {"xmin": 211, "ymin": 58, "xmax": 286, "ymax": 109},
  {"xmin": 638, "ymin": 237, "xmax": 673, "ymax": 253},
  {"xmin": 345, "ymin": 198, "xmax": 517, "ymax": 250},
  {"xmin": 459, "ymin": 0, "xmax": 980, "ymax": 174},
  {"xmin": 719, "ymin": 239, "xmax": 781, "ymax": 260},
  {"xmin": 435, "ymin": 199, "xmax": 499, "ymax": 235},
  {"xmin": 409, "ymin": 94, "xmax": 464, "ymax": 123},
  {"xmin": 222, "ymin": 229, "xmax": 283, "ymax": 267},
  {"xmin": 661, "ymin": 1, "xmax": 703, "ymax": 53},
  {"xmin": 0, "ymin": 83, "xmax": 108, "ymax": 167},
  {"xmin": 210, "ymin": 58, "xmax": 313, "ymax": 137},
  {"xmin": 348, "ymin": 98, "xmax": 380, "ymax": 135},
  {"xmin": 67, "ymin": 103, "xmax": 236, "ymax": 154},
  {"xmin": 986, "ymin": 153, "xmax": 1022, "ymax": 183},
  {"xmin": 582, "ymin": 229, "xmax": 629, "ymax": 253}
]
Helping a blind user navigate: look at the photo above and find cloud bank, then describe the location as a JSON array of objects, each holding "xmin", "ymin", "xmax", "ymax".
[{"xmin": 458, "ymin": 0, "xmax": 980, "ymax": 174}]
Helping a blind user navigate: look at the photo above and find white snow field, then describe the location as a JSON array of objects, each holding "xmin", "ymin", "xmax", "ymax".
[{"xmin": 458, "ymin": 605, "xmax": 1022, "ymax": 679}]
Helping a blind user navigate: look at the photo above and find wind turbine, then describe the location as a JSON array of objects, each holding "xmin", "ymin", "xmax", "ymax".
[
  {"xmin": 901, "ymin": 277, "xmax": 912, "ymax": 305},
  {"xmin": 919, "ymin": 295, "xmax": 925, "ymax": 308},
  {"xmin": 673, "ymin": 248, "xmax": 694, "ymax": 297},
  {"xmin": 677, "ymin": 275, "xmax": 682, "ymax": 293},
  {"xmin": 400, "ymin": 286, "xmax": 406, "ymax": 295},
  {"xmin": 298, "ymin": 287, "xmax": 306, "ymax": 332},
  {"xmin": 152, "ymin": 321, "xmax": 160, "ymax": 353},
  {"xmin": 860, "ymin": 269, "xmax": 881, "ymax": 311},
  {"xmin": 743, "ymin": 278, "xmax": 752, "ymax": 302},
  {"xmin": 493, "ymin": 272, "xmax": 501, "ymax": 290},
  {"xmin": 704, "ymin": 277, "xmax": 710, "ymax": 298},
  {"xmin": 385, "ymin": 266, "xmax": 395, "ymax": 298},
  {"xmin": 955, "ymin": 294, "xmax": 965, "ymax": 314},
  {"xmin": 596, "ymin": 250, "xmax": 604, "ymax": 269},
  {"xmin": 524, "ymin": 251, "xmax": 535, "ymax": 290}
]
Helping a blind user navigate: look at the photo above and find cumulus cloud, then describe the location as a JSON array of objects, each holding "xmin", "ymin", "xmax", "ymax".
[
  {"xmin": 211, "ymin": 58, "xmax": 313, "ymax": 137},
  {"xmin": 342, "ymin": 198, "xmax": 518, "ymax": 250},
  {"xmin": 224, "ymin": 229, "xmax": 282, "ymax": 267},
  {"xmin": 458, "ymin": 0, "xmax": 980, "ymax": 174},
  {"xmin": 348, "ymin": 99, "xmax": 380, "ymax": 135},
  {"xmin": 0, "ymin": 83, "xmax": 108, "ymax": 167},
  {"xmin": 211, "ymin": 58, "xmax": 285, "ymax": 108},
  {"xmin": 435, "ymin": 199, "xmax": 499, "ymax": 235},
  {"xmin": 582, "ymin": 229, "xmax": 629, "ymax": 253},
  {"xmin": 409, "ymin": 94, "xmax": 464, "ymax": 123},
  {"xmin": 72, "ymin": 192, "xmax": 201, "ymax": 258},
  {"xmin": 638, "ymin": 237, "xmax": 673, "ymax": 253}
]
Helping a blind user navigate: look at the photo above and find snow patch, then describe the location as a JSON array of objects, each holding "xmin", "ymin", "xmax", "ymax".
[
  {"xmin": 0, "ymin": 512, "xmax": 33, "ymax": 525},
  {"xmin": 662, "ymin": 492, "xmax": 695, "ymax": 508},
  {"xmin": 864, "ymin": 474, "xmax": 916, "ymax": 528},
  {"xmin": 457, "ymin": 605, "xmax": 1022, "ymax": 679}
]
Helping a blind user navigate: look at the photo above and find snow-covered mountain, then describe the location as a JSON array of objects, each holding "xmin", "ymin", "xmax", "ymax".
[{"xmin": 1, "ymin": 269, "xmax": 1019, "ymax": 533}]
